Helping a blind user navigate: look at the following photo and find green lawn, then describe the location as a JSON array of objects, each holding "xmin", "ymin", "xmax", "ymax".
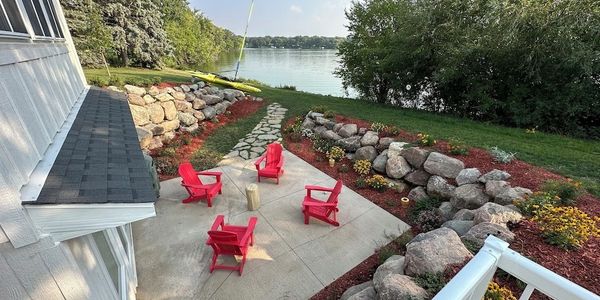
[{"xmin": 83, "ymin": 67, "xmax": 600, "ymax": 196}]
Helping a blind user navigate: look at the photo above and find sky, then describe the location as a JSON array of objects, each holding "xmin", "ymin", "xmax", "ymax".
[{"xmin": 187, "ymin": 0, "xmax": 353, "ymax": 37}]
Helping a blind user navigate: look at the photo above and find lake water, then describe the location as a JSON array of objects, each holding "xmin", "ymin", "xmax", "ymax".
[{"xmin": 203, "ymin": 48, "xmax": 356, "ymax": 98}]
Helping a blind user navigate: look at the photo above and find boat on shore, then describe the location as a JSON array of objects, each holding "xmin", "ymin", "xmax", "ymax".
[{"xmin": 191, "ymin": 71, "xmax": 262, "ymax": 93}]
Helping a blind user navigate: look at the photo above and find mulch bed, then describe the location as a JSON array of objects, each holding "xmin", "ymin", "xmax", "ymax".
[
  {"xmin": 281, "ymin": 115, "xmax": 600, "ymax": 299},
  {"xmin": 151, "ymin": 99, "xmax": 265, "ymax": 181}
]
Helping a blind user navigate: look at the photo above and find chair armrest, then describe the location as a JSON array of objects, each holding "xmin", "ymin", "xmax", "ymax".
[
  {"xmin": 305, "ymin": 185, "xmax": 334, "ymax": 197},
  {"xmin": 197, "ymin": 171, "xmax": 222, "ymax": 182},
  {"xmin": 182, "ymin": 183, "xmax": 210, "ymax": 190},
  {"xmin": 210, "ymin": 215, "xmax": 225, "ymax": 231},
  {"xmin": 254, "ymin": 155, "xmax": 266, "ymax": 169},
  {"xmin": 303, "ymin": 201, "xmax": 337, "ymax": 207},
  {"xmin": 240, "ymin": 217, "xmax": 258, "ymax": 245}
]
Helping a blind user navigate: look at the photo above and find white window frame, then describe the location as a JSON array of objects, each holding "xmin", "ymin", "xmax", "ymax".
[{"xmin": 0, "ymin": 0, "xmax": 65, "ymax": 41}]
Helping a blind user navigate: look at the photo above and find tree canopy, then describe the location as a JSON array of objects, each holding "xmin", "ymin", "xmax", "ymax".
[
  {"xmin": 337, "ymin": 0, "xmax": 600, "ymax": 138},
  {"xmin": 245, "ymin": 36, "xmax": 345, "ymax": 49}
]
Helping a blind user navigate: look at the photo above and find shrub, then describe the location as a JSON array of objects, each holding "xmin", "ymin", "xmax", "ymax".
[
  {"xmin": 513, "ymin": 191, "xmax": 559, "ymax": 216},
  {"xmin": 414, "ymin": 273, "xmax": 448, "ymax": 296},
  {"xmin": 326, "ymin": 146, "xmax": 345, "ymax": 162},
  {"xmin": 540, "ymin": 179, "xmax": 583, "ymax": 206},
  {"xmin": 353, "ymin": 159, "xmax": 372, "ymax": 176},
  {"xmin": 323, "ymin": 110, "xmax": 336, "ymax": 119},
  {"xmin": 370, "ymin": 122, "xmax": 387, "ymax": 133},
  {"xmin": 338, "ymin": 163, "xmax": 350, "ymax": 173},
  {"xmin": 190, "ymin": 149, "xmax": 222, "ymax": 171},
  {"xmin": 384, "ymin": 125, "xmax": 401, "ymax": 136},
  {"xmin": 490, "ymin": 146, "xmax": 516, "ymax": 163},
  {"xmin": 417, "ymin": 132, "xmax": 436, "ymax": 146},
  {"xmin": 484, "ymin": 282, "xmax": 517, "ymax": 300},
  {"xmin": 366, "ymin": 175, "xmax": 388, "ymax": 192},
  {"xmin": 158, "ymin": 147, "xmax": 177, "ymax": 157},
  {"xmin": 154, "ymin": 156, "xmax": 179, "ymax": 176},
  {"xmin": 310, "ymin": 105, "xmax": 328, "ymax": 113},
  {"xmin": 311, "ymin": 137, "xmax": 336, "ymax": 153},
  {"xmin": 415, "ymin": 210, "xmax": 444, "ymax": 232},
  {"xmin": 448, "ymin": 137, "xmax": 469, "ymax": 155},
  {"xmin": 409, "ymin": 196, "xmax": 443, "ymax": 221},
  {"xmin": 355, "ymin": 176, "xmax": 368, "ymax": 189},
  {"xmin": 532, "ymin": 204, "xmax": 600, "ymax": 249}
]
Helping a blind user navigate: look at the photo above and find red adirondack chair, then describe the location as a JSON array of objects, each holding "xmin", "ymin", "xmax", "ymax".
[
  {"xmin": 178, "ymin": 162, "xmax": 222, "ymax": 207},
  {"xmin": 206, "ymin": 215, "xmax": 257, "ymax": 276},
  {"xmin": 254, "ymin": 143, "xmax": 284, "ymax": 184},
  {"xmin": 302, "ymin": 180, "xmax": 343, "ymax": 226}
]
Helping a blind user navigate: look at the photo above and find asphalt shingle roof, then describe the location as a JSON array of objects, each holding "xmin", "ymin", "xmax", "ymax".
[{"xmin": 24, "ymin": 87, "xmax": 157, "ymax": 204}]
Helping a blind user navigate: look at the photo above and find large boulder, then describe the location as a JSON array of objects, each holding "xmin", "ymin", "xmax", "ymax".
[
  {"xmin": 193, "ymin": 111, "xmax": 205, "ymax": 122},
  {"xmin": 155, "ymin": 93, "xmax": 174, "ymax": 102},
  {"xmin": 136, "ymin": 126, "xmax": 153, "ymax": 148},
  {"xmin": 361, "ymin": 131, "xmax": 379, "ymax": 146},
  {"xmin": 375, "ymin": 274, "xmax": 428, "ymax": 300},
  {"xmin": 313, "ymin": 126, "xmax": 327, "ymax": 137},
  {"xmin": 129, "ymin": 105, "xmax": 150, "ymax": 126},
  {"xmin": 378, "ymin": 137, "xmax": 395, "ymax": 150},
  {"xmin": 338, "ymin": 136, "xmax": 362, "ymax": 152},
  {"xmin": 124, "ymin": 84, "xmax": 145, "ymax": 96},
  {"xmin": 387, "ymin": 142, "xmax": 409, "ymax": 158},
  {"xmin": 386, "ymin": 156, "xmax": 412, "ymax": 179},
  {"xmin": 148, "ymin": 86, "xmax": 160, "ymax": 96},
  {"xmin": 456, "ymin": 168, "xmax": 481, "ymax": 186},
  {"xmin": 128, "ymin": 94, "xmax": 145, "ymax": 106},
  {"xmin": 160, "ymin": 119, "xmax": 180, "ymax": 132},
  {"xmin": 426, "ymin": 176, "xmax": 456, "ymax": 199},
  {"xmin": 442, "ymin": 220, "xmax": 474, "ymax": 236},
  {"xmin": 473, "ymin": 202, "xmax": 523, "ymax": 225},
  {"xmin": 174, "ymin": 100, "xmax": 192, "ymax": 112},
  {"xmin": 333, "ymin": 122, "xmax": 344, "ymax": 132},
  {"xmin": 201, "ymin": 94, "xmax": 223, "ymax": 105},
  {"xmin": 453, "ymin": 209, "xmax": 475, "ymax": 221},
  {"xmin": 451, "ymin": 184, "xmax": 490, "ymax": 209},
  {"xmin": 302, "ymin": 117, "xmax": 316, "ymax": 129},
  {"xmin": 147, "ymin": 103, "xmax": 165, "ymax": 124},
  {"xmin": 214, "ymin": 102, "xmax": 227, "ymax": 114},
  {"xmin": 339, "ymin": 124, "xmax": 358, "ymax": 138},
  {"xmin": 494, "ymin": 187, "xmax": 532, "ymax": 205},
  {"xmin": 355, "ymin": 146, "xmax": 378, "ymax": 162},
  {"xmin": 160, "ymin": 101, "xmax": 177, "ymax": 121},
  {"xmin": 437, "ymin": 201, "xmax": 455, "ymax": 221},
  {"xmin": 372, "ymin": 150, "xmax": 388, "ymax": 173},
  {"xmin": 373, "ymin": 255, "xmax": 405, "ymax": 289},
  {"xmin": 462, "ymin": 222, "xmax": 515, "ymax": 247},
  {"xmin": 400, "ymin": 147, "xmax": 430, "ymax": 168},
  {"xmin": 423, "ymin": 152, "xmax": 465, "ymax": 178},
  {"xmin": 340, "ymin": 281, "xmax": 375, "ymax": 300},
  {"xmin": 192, "ymin": 99, "xmax": 206, "ymax": 110},
  {"xmin": 404, "ymin": 169, "xmax": 431, "ymax": 186},
  {"xmin": 202, "ymin": 106, "xmax": 217, "ymax": 119},
  {"xmin": 479, "ymin": 169, "xmax": 511, "ymax": 183},
  {"xmin": 485, "ymin": 180, "xmax": 511, "ymax": 198},
  {"xmin": 408, "ymin": 186, "xmax": 429, "ymax": 202},
  {"xmin": 405, "ymin": 228, "xmax": 472, "ymax": 276},
  {"xmin": 322, "ymin": 130, "xmax": 342, "ymax": 141},
  {"xmin": 143, "ymin": 94, "xmax": 156, "ymax": 104},
  {"xmin": 314, "ymin": 116, "xmax": 328, "ymax": 125},
  {"xmin": 170, "ymin": 91, "xmax": 186, "ymax": 101},
  {"xmin": 178, "ymin": 112, "xmax": 197, "ymax": 126}
]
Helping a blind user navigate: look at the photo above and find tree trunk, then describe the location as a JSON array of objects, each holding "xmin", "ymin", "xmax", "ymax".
[{"xmin": 120, "ymin": 49, "xmax": 128, "ymax": 67}]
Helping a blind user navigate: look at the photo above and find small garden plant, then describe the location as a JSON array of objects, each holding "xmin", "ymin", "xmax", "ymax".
[
  {"xmin": 384, "ymin": 125, "xmax": 401, "ymax": 136},
  {"xmin": 353, "ymin": 159, "xmax": 372, "ymax": 176},
  {"xmin": 323, "ymin": 110, "xmax": 336, "ymax": 119},
  {"xmin": 490, "ymin": 146, "xmax": 516, "ymax": 163},
  {"xmin": 484, "ymin": 282, "xmax": 516, "ymax": 300},
  {"xmin": 532, "ymin": 205, "xmax": 600, "ymax": 249},
  {"xmin": 311, "ymin": 136, "xmax": 336, "ymax": 153},
  {"xmin": 366, "ymin": 175, "xmax": 388, "ymax": 192},
  {"xmin": 540, "ymin": 179, "xmax": 583, "ymax": 206},
  {"xmin": 326, "ymin": 146, "xmax": 346, "ymax": 162},
  {"xmin": 338, "ymin": 163, "xmax": 350, "ymax": 173},
  {"xmin": 370, "ymin": 122, "xmax": 387, "ymax": 133},
  {"xmin": 417, "ymin": 132, "xmax": 436, "ymax": 146},
  {"xmin": 448, "ymin": 137, "xmax": 469, "ymax": 155},
  {"xmin": 310, "ymin": 105, "xmax": 328, "ymax": 113},
  {"xmin": 513, "ymin": 191, "xmax": 560, "ymax": 216}
]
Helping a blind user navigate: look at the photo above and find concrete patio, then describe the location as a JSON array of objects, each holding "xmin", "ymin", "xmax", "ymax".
[{"xmin": 132, "ymin": 150, "xmax": 410, "ymax": 300}]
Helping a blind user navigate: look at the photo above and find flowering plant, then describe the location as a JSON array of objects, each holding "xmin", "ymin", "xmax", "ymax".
[
  {"xmin": 484, "ymin": 282, "xmax": 516, "ymax": 300},
  {"xmin": 366, "ymin": 175, "xmax": 388, "ymax": 192},
  {"xmin": 532, "ymin": 204, "xmax": 600, "ymax": 249},
  {"xmin": 370, "ymin": 122, "xmax": 387, "ymax": 133},
  {"xmin": 326, "ymin": 146, "xmax": 346, "ymax": 162},
  {"xmin": 353, "ymin": 160, "xmax": 372, "ymax": 176},
  {"xmin": 417, "ymin": 132, "xmax": 436, "ymax": 146}
]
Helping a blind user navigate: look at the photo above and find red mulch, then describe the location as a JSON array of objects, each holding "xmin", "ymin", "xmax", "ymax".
[
  {"xmin": 282, "ymin": 115, "xmax": 600, "ymax": 300},
  {"xmin": 151, "ymin": 99, "xmax": 265, "ymax": 181}
]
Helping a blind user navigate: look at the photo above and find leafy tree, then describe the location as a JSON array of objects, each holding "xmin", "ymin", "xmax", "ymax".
[{"xmin": 245, "ymin": 36, "xmax": 345, "ymax": 49}]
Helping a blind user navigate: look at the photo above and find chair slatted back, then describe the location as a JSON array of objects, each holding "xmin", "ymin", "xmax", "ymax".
[
  {"xmin": 327, "ymin": 180, "xmax": 343, "ymax": 204},
  {"xmin": 179, "ymin": 162, "xmax": 203, "ymax": 186},
  {"xmin": 207, "ymin": 231, "xmax": 243, "ymax": 255},
  {"xmin": 265, "ymin": 143, "xmax": 282, "ymax": 169}
]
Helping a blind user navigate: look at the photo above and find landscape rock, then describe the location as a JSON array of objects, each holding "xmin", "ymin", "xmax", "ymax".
[
  {"xmin": 387, "ymin": 142, "xmax": 409, "ymax": 158},
  {"xmin": 193, "ymin": 111, "xmax": 205, "ymax": 121},
  {"xmin": 456, "ymin": 168, "xmax": 481, "ymax": 186},
  {"xmin": 129, "ymin": 105, "xmax": 150, "ymax": 126},
  {"xmin": 386, "ymin": 156, "xmax": 412, "ymax": 179},
  {"xmin": 358, "ymin": 127, "xmax": 367, "ymax": 135},
  {"xmin": 495, "ymin": 187, "xmax": 532, "ymax": 205},
  {"xmin": 360, "ymin": 131, "xmax": 379, "ymax": 146},
  {"xmin": 160, "ymin": 101, "xmax": 177, "ymax": 120},
  {"xmin": 171, "ymin": 91, "xmax": 186, "ymax": 101},
  {"xmin": 155, "ymin": 93, "xmax": 174, "ymax": 102},
  {"xmin": 161, "ymin": 131, "xmax": 176, "ymax": 142},
  {"xmin": 373, "ymin": 255, "xmax": 405, "ymax": 289},
  {"xmin": 372, "ymin": 150, "xmax": 388, "ymax": 173},
  {"xmin": 404, "ymin": 169, "xmax": 431, "ymax": 186},
  {"xmin": 180, "ymin": 123, "xmax": 199, "ymax": 133},
  {"xmin": 375, "ymin": 275, "xmax": 428, "ymax": 300},
  {"xmin": 214, "ymin": 102, "xmax": 227, "ymax": 114},
  {"xmin": 128, "ymin": 94, "xmax": 146, "ymax": 106},
  {"xmin": 453, "ymin": 209, "xmax": 475, "ymax": 221},
  {"xmin": 408, "ymin": 186, "xmax": 429, "ymax": 202},
  {"xmin": 302, "ymin": 118, "xmax": 316, "ymax": 129},
  {"xmin": 437, "ymin": 201, "xmax": 455, "ymax": 221},
  {"xmin": 160, "ymin": 119, "xmax": 180, "ymax": 132},
  {"xmin": 313, "ymin": 126, "xmax": 327, "ymax": 137},
  {"xmin": 355, "ymin": 146, "xmax": 378, "ymax": 162},
  {"xmin": 485, "ymin": 180, "xmax": 511, "ymax": 198},
  {"xmin": 124, "ymin": 84, "xmax": 146, "ymax": 96},
  {"xmin": 178, "ymin": 112, "xmax": 197, "ymax": 126},
  {"xmin": 426, "ymin": 176, "xmax": 456, "ymax": 199},
  {"xmin": 174, "ymin": 100, "xmax": 192, "ymax": 111},
  {"xmin": 192, "ymin": 98, "xmax": 206, "ymax": 110},
  {"xmin": 405, "ymin": 227, "xmax": 472, "ymax": 276},
  {"xmin": 338, "ymin": 124, "xmax": 358, "ymax": 138},
  {"xmin": 338, "ymin": 136, "xmax": 362, "ymax": 152},
  {"xmin": 147, "ymin": 103, "xmax": 165, "ymax": 124},
  {"xmin": 472, "ymin": 202, "xmax": 523, "ymax": 225},
  {"xmin": 147, "ymin": 136, "xmax": 163, "ymax": 150},
  {"xmin": 324, "ymin": 120, "xmax": 336, "ymax": 130},
  {"xmin": 341, "ymin": 281, "xmax": 374, "ymax": 300},
  {"xmin": 315, "ymin": 116, "xmax": 328, "ymax": 125},
  {"xmin": 143, "ymin": 94, "xmax": 156, "ymax": 104},
  {"xmin": 308, "ymin": 111, "xmax": 323, "ymax": 119},
  {"xmin": 347, "ymin": 287, "xmax": 376, "ymax": 300},
  {"xmin": 377, "ymin": 137, "xmax": 395, "ymax": 150},
  {"xmin": 180, "ymin": 85, "xmax": 190, "ymax": 92},
  {"xmin": 201, "ymin": 94, "xmax": 223, "ymax": 105},
  {"xmin": 451, "ymin": 184, "xmax": 490, "ymax": 209},
  {"xmin": 202, "ymin": 106, "xmax": 217, "ymax": 119},
  {"xmin": 388, "ymin": 180, "xmax": 409, "ymax": 193},
  {"xmin": 148, "ymin": 86, "xmax": 160, "ymax": 96},
  {"xmin": 322, "ymin": 130, "xmax": 342, "ymax": 141},
  {"xmin": 333, "ymin": 123, "xmax": 344, "ymax": 132},
  {"xmin": 442, "ymin": 220, "xmax": 474, "ymax": 236},
  {"xmin": 462, "ymin": 222, "xmax": 515, "ymax": 247},
  {"xmin": 136, "ymin": 126, "xmax": 153, "ymax": 148},
  {"xmin": 400, "ymin": 147, "xmax": 430, "ymax": 168},
  {"xmin": 423, "ymin": 152, "xmax": 465, "ymax": 178},
  {"xmin": 479, "ymin": 169, "xmax": 511, "ymax": 183}
]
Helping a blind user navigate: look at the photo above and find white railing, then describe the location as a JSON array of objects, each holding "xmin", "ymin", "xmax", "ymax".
[{"xmin": 434, "ymin": 236, "xmax": 600, "ymax": 300}]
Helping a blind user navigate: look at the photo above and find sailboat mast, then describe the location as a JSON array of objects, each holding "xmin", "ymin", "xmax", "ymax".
[{"xmin": 235, "ymin": 0, "xmax": 255, "ymax": 81}]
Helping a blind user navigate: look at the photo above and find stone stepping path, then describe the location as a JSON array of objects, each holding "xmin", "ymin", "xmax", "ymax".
[{"xmin": 227, "ymin": 103, "xmax": 287, "ymax": 159}]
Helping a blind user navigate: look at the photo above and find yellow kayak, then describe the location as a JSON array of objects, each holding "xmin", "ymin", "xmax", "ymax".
[{"xmin": 191, "ymin": 72, "xmax": 261, "ymax": 93}]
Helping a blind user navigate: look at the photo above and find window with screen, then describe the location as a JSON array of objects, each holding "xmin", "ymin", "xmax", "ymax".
[
  {"xmin": 41, "ymin": 0, "xmax": 61, "ymax": 38},
  {"xmin": 0, "ymin": 0, "xmax": 28, "ymax": 34}
]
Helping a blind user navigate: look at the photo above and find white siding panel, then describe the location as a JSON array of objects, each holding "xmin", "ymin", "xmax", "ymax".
[
  {"xmin": 40, "ymin": 242, "xmax": 91, "ymax": 299},
  {"xmin": 0, "ymin": 251, "xmax": 30, "ymax": 300},
  {"xmin": 40, "ymin": 58, "xmax": 69, "ymax": 118},
  {"xmin": 13, "ymin": 62, "xmax": 61, "ymax": 131},
  {"xmin": 3, "ymin": 252, "xmax": 64, "ymax": 299}
]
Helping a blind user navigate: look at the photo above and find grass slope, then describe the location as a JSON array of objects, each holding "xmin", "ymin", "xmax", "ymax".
[
  {"xmin": 83, "ymin": 67, "xmax": 600, "ymax": 195},
  {"xmin": 203, "ymin": 106, "xmax": 268, "ymax": 155}
]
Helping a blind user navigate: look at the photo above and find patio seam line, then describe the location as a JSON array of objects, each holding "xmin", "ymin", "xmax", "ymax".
[{"xmin": 204, "ymin": 271, "xmax": 234, "ymax": 300}]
